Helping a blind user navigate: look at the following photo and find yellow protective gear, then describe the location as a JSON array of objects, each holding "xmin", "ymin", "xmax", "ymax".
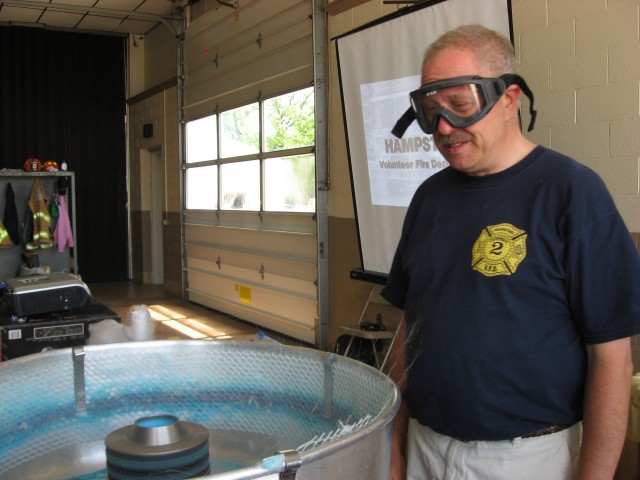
[{"xmin": 27, "ymin": 179, "xmax": 53, "ymax": 250}]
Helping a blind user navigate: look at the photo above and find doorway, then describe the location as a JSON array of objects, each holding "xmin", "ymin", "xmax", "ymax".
[
  {"xmin": 140, "ymin": 148, "xmax": 164, "ymax": 285},
  {"xmin": 150, "ymin": 150, "xmax": 164, "ymax": 285}
]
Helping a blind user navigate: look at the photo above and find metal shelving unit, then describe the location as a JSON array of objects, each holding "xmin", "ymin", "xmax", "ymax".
[{"xmin": 0, "ymin": 171, "xmax": 77, "ymax": 280}]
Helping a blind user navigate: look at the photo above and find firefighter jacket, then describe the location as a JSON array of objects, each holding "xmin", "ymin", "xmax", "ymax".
[
  {"xmin": 27, "ymin": 179, "xmax": 53, "ymax": 250},
  {"xmin": 0, "ymin": 219, "xmax": 10, "ymax": 248}
]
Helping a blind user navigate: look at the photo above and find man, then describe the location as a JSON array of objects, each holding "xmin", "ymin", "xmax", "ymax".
[{"xmin": 382, "ymin": 25, "xmax": 640, "ymax": 480}]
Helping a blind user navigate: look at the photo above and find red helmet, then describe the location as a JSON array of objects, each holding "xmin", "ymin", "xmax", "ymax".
[
  {"xmin": 24, "ymin": 157, "xmax": 42, "ymax": 171},
  {"xmin": 43, "ymin": 160, "xmax": 59, "ymax": 172}
]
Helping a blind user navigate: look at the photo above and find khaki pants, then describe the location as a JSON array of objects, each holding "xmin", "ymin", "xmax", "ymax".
[{"xmin": 406, "ymin": 419, "xmax": 582, "ymax": 480}]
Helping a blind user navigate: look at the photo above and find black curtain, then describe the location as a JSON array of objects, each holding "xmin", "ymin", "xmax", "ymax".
[{"xmin": 0, "ymin": 26, "xmax": 128, "ymax": 283}]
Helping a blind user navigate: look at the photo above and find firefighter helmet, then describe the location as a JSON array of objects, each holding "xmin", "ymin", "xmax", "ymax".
[
  {"xmin": 24, "ymin": 157, "xmax": 42, "ymax": 171},
  {"xmin": 43, "ymin": 160, "xmax": 59, "ymax": 172}
]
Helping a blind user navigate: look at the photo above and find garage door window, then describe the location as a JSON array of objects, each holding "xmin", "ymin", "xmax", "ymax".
[
  {"xmin": 185, "ymin": 86, "xmax": 315, "ymax": 213},
  {"xmin": 186, "ymin": 115, "xmax": 217, "ymax": 163},
  {"xmin": 220, "ymin": 104, "xmax": 260, "ymax": 158},
  {"xmin": 185, "ymin": 165, "xmax": 217, "ymax": 210},
  {"xmin": 220, "ymin": 160, "xmax": 260, "ymax": 210}
]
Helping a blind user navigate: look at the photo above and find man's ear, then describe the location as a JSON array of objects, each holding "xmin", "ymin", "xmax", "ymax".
[{"xmin": 501, "ymin": 84, "xmax": 522, "ymax": 122}]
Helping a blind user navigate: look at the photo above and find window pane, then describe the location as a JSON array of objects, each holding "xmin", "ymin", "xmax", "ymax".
[
  {"xmin": 186, "ymin": 165, "xmax": 217, "ymax": 210},
  {"xmin": 264, "ymin": 87, "xmax": 315, "ymax": 152},
  {"xmin": 186, "ymin": 115, "xmax": 217, "ymax": 163},
  {"xmin": 220, "ymin": 104, "xmax": 259, "ymax": 158},
  {"xmin": 221, "ymin": 161, "xmax": 260, "ymax": 210},
  {"xmin": 264, "ymin": 154, "xmax": 315, "ymax": 212}
]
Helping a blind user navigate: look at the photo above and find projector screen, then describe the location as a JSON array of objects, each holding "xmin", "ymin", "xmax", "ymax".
[{"xmin": 336, "ymin": 0, "xmax": 512, "ymax": 284}]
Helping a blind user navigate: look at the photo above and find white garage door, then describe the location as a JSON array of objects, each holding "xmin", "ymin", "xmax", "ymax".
[{"xmin": 182, "ymin": 0, "xmax": 319, "ymax": 345}]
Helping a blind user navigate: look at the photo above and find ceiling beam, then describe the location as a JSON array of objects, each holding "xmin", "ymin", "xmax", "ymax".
[
  {"xmin": 324, "ymin": 0, "xmax": 370, "ymax": 16},
  {"xmin": 0, "ymin": 0, "xmax": 183, "ymax": 36}
]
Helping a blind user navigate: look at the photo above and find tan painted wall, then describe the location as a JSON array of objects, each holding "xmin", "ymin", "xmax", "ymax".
[{"xmin": 128, "ymin": 87, "xmax": 182, "ymax": 296}]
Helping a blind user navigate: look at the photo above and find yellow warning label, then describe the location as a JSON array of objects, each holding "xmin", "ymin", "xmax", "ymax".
[{"xmin": 235, "ymin": 284, "xmax": 252, "ymax": 304}]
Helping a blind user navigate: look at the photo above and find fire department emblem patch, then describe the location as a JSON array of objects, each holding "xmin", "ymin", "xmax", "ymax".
[{"xmin": 471, "ymin": 223, "xmax": 527, "ymax": 277}]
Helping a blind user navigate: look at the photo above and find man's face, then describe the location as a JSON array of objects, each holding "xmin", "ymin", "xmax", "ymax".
[{"xmin": 421, "ymin": 48, "xmax": 510, "ymax": 176}]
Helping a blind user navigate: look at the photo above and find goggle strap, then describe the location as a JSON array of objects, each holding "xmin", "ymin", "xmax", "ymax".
[
  {"xmin": 391, "ymin": 107, "xmax": 416, "ymax": 139},
  {"xmin": 501, "ymin": 74, "xmax": 537, "ymax": 132}
]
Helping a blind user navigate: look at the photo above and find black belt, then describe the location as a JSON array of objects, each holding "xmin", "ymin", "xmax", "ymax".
[
  {"xmin": 454, "ymin": 424, "xmax": 573, "ymax": 443},
  {"xmin": 521, "ymin": 423, "xmax": 572, "ymax": 439}
]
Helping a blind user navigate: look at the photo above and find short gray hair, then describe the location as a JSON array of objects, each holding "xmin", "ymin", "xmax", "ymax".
[{"xmin": 422, "ymin": 24, "xmax": 517, "ymax": 76}]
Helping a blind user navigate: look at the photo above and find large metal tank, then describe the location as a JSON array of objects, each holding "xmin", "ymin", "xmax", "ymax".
[{"xmin": 0, "ymin": 340, "xmax": 400, "ymax": 479}]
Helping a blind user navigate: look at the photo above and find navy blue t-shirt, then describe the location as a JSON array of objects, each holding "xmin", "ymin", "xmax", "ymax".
[{"xmin": 381, "ymin": 146, "xmax": 640, "ymax": 440}]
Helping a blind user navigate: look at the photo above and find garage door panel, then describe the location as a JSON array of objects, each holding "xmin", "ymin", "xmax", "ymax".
[
  {"xmin": 184, "ymin": 69, "xmax": 313, "ymax": 122},
  {"xmin": 188, "ymin": 290, "xmax": 315, "ymax": 345},
  {"xmin": 186, "ymin": 0, "xmax": 309, "ymax": 59},
  {"xmin": 188, "ymin": 270, "xmax": 317, "ymax": 320},
  {"xmin": 184, "ymin": 0, "xmax": 312, "ymax": 115},
  {"xmin": 187, "ymin": 258, "xmax": 316, "ymax": 299},
  {"xmin": 186, "ymin": 244, "xmax": 316, "ymax": 283},
  {"xmin": 187, "ymin": 270, "xmax": 316, "ymax": 344},
  {"xmin": 185, "ymin": 20, "xmax": 311, "ymax": 88},
  {"xmin": 185, "ymin": 38, "xmax": 312, "ymax": 113},
  {"xmin": 184, "ymin": 210, "xmax": 317, "ymax": 234},
  {"xmin": 185, "ymin": 224, "xmax": 317, "ymax": 262},
  {"xmin": 185, "ymin": 217, "xmax": 319, "ymax": 341},
  {"xmin": 185, "ymin": 256, "xmax": 219, "ymax": 274}
]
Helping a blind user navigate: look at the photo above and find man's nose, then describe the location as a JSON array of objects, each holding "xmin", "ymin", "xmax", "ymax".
[{"xmin": 436, "ymin": 115, "xmax": 455, "ymax": 135}]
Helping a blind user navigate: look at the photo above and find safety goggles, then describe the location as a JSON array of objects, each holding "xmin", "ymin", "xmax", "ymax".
[{"xmin": 391, "ymin": 74, "xmax": 537, "ymax": 138}]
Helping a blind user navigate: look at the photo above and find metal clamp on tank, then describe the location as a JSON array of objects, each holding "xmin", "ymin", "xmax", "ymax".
[
  {"xmin": 278, "ymin": 449, "xmax": 301, "ymax": 480},
  {"xmin": 72, "ymin": 346, "xmax": 86, "ymax": 412}
]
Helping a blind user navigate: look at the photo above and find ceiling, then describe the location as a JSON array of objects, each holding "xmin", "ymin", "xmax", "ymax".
[{"xmin": 0, "ymin": 0, "xmax": 186, "ymax": 36}]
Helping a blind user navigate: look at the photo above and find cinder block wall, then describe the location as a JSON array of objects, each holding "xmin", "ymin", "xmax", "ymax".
[
  {"xmin": 513, "ymin": 0, "xmax": 640, "ymax": 232},
  {"xmin": 499, "ymin": 5, "xmax": 640, "ymax": 473},
  {"xmin": 511, "ymin": 5, "xmax": 640, "ymax": 427}
]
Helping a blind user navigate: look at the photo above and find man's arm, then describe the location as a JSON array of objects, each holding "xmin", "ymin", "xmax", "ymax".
[
  {"xmin": 389, "ymin": 316, "xmax": 408, "ymax": 480},
  {"xmin": 576, "ymin": 337, "xmax": 633, "ymax": 480}
]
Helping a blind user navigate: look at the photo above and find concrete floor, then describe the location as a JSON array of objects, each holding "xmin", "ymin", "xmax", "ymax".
[{"xmin": 88, "ymin": 281, "xmax": 303, "ymax": 346}]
